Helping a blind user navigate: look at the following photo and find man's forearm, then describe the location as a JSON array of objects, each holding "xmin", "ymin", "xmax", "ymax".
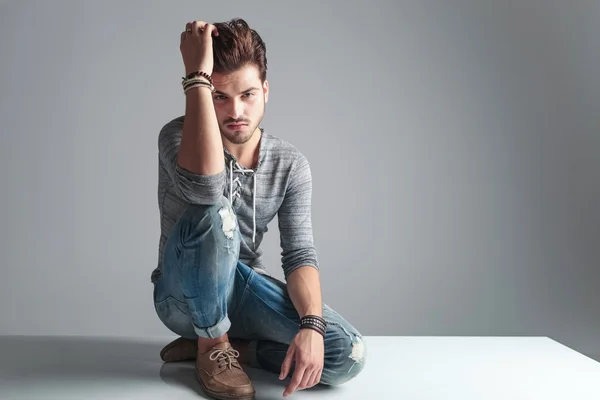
[
  {"xmin": 178, "ymin": 85, "xmax": 224, "ymax": 176},
  {"xmin": 286, "ymin": 266, "xmax": 323, "ymax": 318}
]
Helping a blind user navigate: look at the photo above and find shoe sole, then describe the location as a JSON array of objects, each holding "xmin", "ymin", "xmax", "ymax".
[{"xmin": 196, "ymin": 370, "xmax": 255, "ymax": 400}]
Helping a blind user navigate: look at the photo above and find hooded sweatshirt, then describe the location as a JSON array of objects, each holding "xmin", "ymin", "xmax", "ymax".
[{"xmin": 151, "ymin": 115, "xmax": 319, "ymax": 284}]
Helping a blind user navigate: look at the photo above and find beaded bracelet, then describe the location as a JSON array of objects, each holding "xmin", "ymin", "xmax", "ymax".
[
  {"xmin": 182, "ymin": 78, "xmax": 215, "ymax": 94},
  {"xmin": 182, "ymin": 75, "xmax": 212, "ymax": 87},
  {"xmin": 183, "ymin": 83, "xmax": 214, "ymax": 94},
  {"xmin": 182, "ymin": 77, "xmax": 213, "ymax": 88},
  {"xmin": 182, "ymin": 70, "xmax": 213, "ymax": 85}
]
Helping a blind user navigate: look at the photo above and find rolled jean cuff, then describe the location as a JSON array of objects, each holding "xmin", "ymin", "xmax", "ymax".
[{"xmin": 193, "ymin": 315, "xmax": 231, "ymax": 339}]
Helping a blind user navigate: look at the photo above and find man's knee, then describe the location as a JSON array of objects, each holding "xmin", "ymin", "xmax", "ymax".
[
  {"xmin": 178, "ymin": 196, "xmax": 239, "ymax": 244},
  {"xmin": 320, "ymin": 329, "xmax": 367, "ymax": 386}
]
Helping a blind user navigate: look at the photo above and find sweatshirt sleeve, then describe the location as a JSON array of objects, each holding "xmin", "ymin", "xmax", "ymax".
[
  {"xmin": 278, "ymin": 153, "xmax": 319, "ymax": 280},
  {"xmin": 158, "ymin": 117, "xmax": 226, "ymax": 205}
]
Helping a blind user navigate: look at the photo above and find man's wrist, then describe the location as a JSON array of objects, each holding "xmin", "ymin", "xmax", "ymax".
[
  {"xmin": 299, "ymin": 315, "xmax": 327, "ymax": 337},
  {"xmin": 299, "ymin": 309, "xmax": 322, "ymax": 319},
  {"xmin": 299, "ymin": 326, "xmax": 326, "ymax": 337}
]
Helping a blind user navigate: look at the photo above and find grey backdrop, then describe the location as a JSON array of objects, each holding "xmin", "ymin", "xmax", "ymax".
[{"xmin": 1, "ymin": 0, "xmax": 598, "ymax": 361}]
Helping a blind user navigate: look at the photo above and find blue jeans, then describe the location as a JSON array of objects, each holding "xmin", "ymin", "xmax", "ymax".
[{"xmin": 153, "ymin": 196, "xmax": 366, "ymax": 385}]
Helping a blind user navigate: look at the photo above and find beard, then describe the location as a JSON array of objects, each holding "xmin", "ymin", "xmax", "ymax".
[
  {"xmin": 221, "ymin": 121, "xmax": 258, "ymax": 144},
  {"xmin": 220, "ymin": 106, "xmax": 265, "ymax": 145}
]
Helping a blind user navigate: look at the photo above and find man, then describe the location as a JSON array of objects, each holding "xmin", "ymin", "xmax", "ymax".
[{"xmin": 152, "ymin": 18, "xmax": 366, "ymax": 400}]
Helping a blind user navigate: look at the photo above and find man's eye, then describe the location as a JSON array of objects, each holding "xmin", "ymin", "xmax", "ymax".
[
  {"xmin": 243, "ymin": 92, "xmax": 254, "ymax": 97},
  {"xmin": 214, "ymin": 95, "xmax": 225, "ymax": 100}
]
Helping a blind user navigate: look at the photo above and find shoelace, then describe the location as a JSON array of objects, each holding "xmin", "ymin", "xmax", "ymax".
[
  {"xmin": 228, "ymin": 159, "xmax": 257, "ymax": 249},
  {"xmin": 209, "ymin": 347, "xmax": 241, "ymax": 370}
]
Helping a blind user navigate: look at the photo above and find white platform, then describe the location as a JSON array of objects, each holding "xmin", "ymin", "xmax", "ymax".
[{"xmin": 0, "ymin": 335, "xmax": 599, "ymax": 399}]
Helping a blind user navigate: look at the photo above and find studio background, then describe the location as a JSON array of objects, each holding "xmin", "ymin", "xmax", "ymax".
[{"xmin": 1, "ymin": 1, "xmax": 598, "ymax": 361}]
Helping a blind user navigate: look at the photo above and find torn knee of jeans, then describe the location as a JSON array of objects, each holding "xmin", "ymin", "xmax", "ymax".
[
  {"xmin": 338, "ymin": 324, "xmax": 365, "ymax": 364},
  {"xmin": 218, "ymin": 206, "xmax": 237, "ymax": 239},
  {"xmin": 348, "ymin": 335, "xmax": 365, "ymax": 363}
]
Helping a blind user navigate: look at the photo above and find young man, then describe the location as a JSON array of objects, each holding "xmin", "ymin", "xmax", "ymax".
[{"xmin": 152, "ymin": 18, "xmax": 365, "ymax": 399}]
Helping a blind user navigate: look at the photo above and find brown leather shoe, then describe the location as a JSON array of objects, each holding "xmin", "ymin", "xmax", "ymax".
[
  {"xmin": 160, "ymin": 337, "xmax": 198, "ymax": 362},
  {"xmin": 195, "ymin": 342, "xmax": 255, "ymax": 400}
]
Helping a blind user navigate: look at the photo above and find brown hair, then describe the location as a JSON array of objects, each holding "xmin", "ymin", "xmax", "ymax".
[{"xmin": 212, "ymin": 18, "xmax": 267, "ymax": 83}]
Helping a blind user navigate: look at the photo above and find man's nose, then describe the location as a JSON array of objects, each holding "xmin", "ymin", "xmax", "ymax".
[{"xmin": 228, "ymin": 98, "xmax": 244, "ymax": 119}]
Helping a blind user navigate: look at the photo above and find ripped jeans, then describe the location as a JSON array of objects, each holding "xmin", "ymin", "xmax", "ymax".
[{"xmin": 153, "ymin": 196, "xmax": 366, "ymax": 385}]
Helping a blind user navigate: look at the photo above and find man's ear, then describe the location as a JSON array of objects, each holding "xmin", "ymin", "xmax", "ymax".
[{"xmin": 263, "ymin": 80, "xmax": 269, "ymax": 103}]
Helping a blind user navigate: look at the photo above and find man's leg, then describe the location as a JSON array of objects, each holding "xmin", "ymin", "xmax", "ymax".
[
  {"xmin": 230, "ymin": 263, "xmax": 367, "ymax": 386},
  {"xmin": 153, "ymin": 196, "xmax": 254, "ymax": 400},
  {"xmin": 154, "ymin": 196, "xmax": 239, "ymax": 340}
]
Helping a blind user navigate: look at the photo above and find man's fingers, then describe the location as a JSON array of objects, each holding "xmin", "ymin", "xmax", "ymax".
[
  {"xmin": 284, "ymin": 366, "xmax": 306, "ymax": 397},
  {"xmin": 307, "ymin": 368, "xmax": 321, "ymax": 388},
  {"xmin": 203, "ymin": 23, "xmax": 219, "ymax": 37},
  {"xmin": 299, "ymin": 366, "xmax": 315, "ymax": 390},
  {"xmin": 314, "ymin": 369, "xmax": 323, "ymax": 386},
  {"xmin": 280, "ymin": 347, "xmax": 294, "ymax": 380},
  {"xmin": 190, "ymin": 21, "xmax": 207, "ymax": 36}
]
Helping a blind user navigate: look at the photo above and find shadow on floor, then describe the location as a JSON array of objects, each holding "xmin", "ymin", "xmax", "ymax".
[
  {"xmin": 0, "ymin": 335, "xmax": 163, "ymax": 382},
  {"xmin": 159, "ymin": 360, "xmax": 335, "ymax": 400},
  {"xmin": 0, "ymin": 335, "xmax": 337, "ymax": 400}
]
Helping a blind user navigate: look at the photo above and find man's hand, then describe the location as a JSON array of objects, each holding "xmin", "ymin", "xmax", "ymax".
[
  {"xmin": 279, "ymin": 328, "xmax": 324, "ymax": 397},
  {"xmin": 180, "ymin": 20, "xmax": 219, "ymax": 76}
]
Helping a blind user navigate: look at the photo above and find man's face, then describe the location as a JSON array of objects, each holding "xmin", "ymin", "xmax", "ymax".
[{"xmin": 211, "ymin": 64, "xmax": 269, "ymax": 145}]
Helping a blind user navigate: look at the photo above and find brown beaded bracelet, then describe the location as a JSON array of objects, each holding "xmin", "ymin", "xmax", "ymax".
[
  {"xmin": 183, "ymin": 81, "xmax": 215, "ymax": 94},
  {"xmin": 182, "ymin": 70, "xmax": 213, "ymax": 85},
  {"xmin": 183, "ymin": 78, "xmax": 214, "ymax": 90}
]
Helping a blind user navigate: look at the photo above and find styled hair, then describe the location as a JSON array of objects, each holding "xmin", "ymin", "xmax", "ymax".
[{"xmin": 212, "ymin": 18, "xmax": 267, "ymax": 82}]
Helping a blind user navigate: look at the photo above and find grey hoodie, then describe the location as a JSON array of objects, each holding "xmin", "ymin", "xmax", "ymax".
[{"xmin": 151, "ymin": 115, "xmax": 319, "ymax": 284}]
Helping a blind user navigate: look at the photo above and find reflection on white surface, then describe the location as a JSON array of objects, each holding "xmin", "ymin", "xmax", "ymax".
[{"xmin": 0, "ymin": 336, "xmax": 599, "ymax": 399}]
